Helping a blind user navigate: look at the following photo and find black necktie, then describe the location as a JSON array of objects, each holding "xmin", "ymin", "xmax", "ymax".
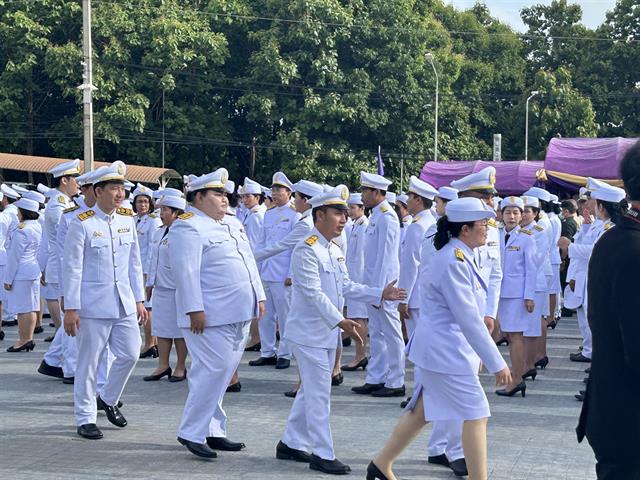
[
  {"xmin": 161, "ymin": 226, "xmax": 169, "ymax": 239},
  {"xmin": 504, "ymin": 233, "xmax": 510, "ymax": 245}
]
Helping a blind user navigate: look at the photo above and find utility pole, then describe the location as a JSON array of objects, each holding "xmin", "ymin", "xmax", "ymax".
[
  {"xmin": 525, "ymin": 90, "xmax": 539, "ymax": 161},
  {"xmin": 79, "ymin": 0, "xmax": 96, "ymax": 172},
  {"xmin": 250, "ymin": 137, "xmax": 256, "ymax": 177},
  {"xmin": 161, "ymin": 89, "xmax": 165, "ymax": 169}
]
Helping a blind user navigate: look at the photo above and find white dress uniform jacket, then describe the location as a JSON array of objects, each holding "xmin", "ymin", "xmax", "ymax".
[
  {"xmin": 135, "ymin": 212, "xmax": 162, "ymax": 277},
  {"xmin": 344, "ymin": 215, "xmax": 369, "ymax": 318},
  {"xmin": 63, "ymin": 206, "xmax": 145, "ymax": 318},
  {"xmin": 254, "ymin": 203, "xmax": 300, "ymax": 281},
  {"xmin": 4, "ymin": 220, "xmax": 42, "ymax": 283},
  {"xmin": 44, "ymin": 190, "xmax": 73, "ymax": 289},
  {"xmin": 499, "ymin": 226, "xmax": 537, "ymax": 301},
  {"xmin": 474, "ymin": 219, "xmax": 502, "ymax": 319},
  {"xmin": 364, "ymin": 200, "xmax": 400, "ymax": 287},
  {"xmin": 242, "ymin": 203, "xmax": 266, "ymax": 251}
]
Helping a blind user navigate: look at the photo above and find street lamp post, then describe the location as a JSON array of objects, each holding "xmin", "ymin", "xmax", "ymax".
[
  {"xmin": 425, "ymin": 53, "xmax": 439, "ymax": 162},
  {"xmin": 525, "ymin": 90, "xmax": 539, "ymax": 161}
]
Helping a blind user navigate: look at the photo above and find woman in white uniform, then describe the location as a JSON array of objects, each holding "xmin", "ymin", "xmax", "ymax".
[
  {"xmin": 342, "ymin": 193, "xmax": 370, "ymax": 371},
  {"xmin": 368, "ymin": 198, "xmax": 510, "ymax": 480},
  {"xmin": 144, "ymin": 193, "xmax": 188, "ymax": 382},
  {"xmin": 496, "ymin": 197, "xmax": 537, "ymax": 397},
  {"xmin": 4, "ymin": 198, "xmax": 42, "ymax": 352},
  {"xmin": 132, "ymin": 184, "xmax": 163, "ymax": 358},
  {"xmin": 546, "ymin": 195, "xmax": 563, "ymax": 327}
]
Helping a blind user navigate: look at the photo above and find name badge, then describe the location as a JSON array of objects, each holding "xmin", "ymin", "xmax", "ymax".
[
  {"xmin": 487, "ymin": 241, "xmax": 497, "ymax": 247},
  {"xmin": 117, "ymin": 227, "xmax": 130, "ymax": 234},
  {"xmin": 92, "ymin": 231, "xmax": 104, "ymax": 237},
  {"xmin": 161, "ymin": 239, "xmax": 168, "ymax": 246},
  {"xmin": 507, "ymin": 246, "xmax": 521, "ymax": 251}
]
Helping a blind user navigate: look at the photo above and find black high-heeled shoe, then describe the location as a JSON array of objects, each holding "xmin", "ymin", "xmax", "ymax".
[
  {"xmin": 143, "ymin": 367, "xmax": 171, "ymax": 381},
  {"xmin": 341, "ymin": 357, "xmax": 368, "ymax": 371},
  {"xmin": 496, "ymin": 336, "xmax": 509, "ymax": 346},
  {"xmin": 495, "ymin": 382, "xmax": 526, "ymax": 398},
  {"xmin": 139, "ymin": 345, "xmax": 159, "ymax": 359},
  {"xmin": 331, "ymin": 373, "xmax": 344, "ymax": 386},
  {"xmin": 366, "ymin": 461, "xmax": 389, "ymax": 480},
  {"xmin": 522, "ymin": 368, "xmax": 537, "ymax": 381},
  {"xmin": 244, "ymin": 342, "xmax": 261, "ymax": 352},
  {"xmin": 6, "ymin": 340, "xmax": 35, "ymax": 353},
  {"xmin": 534, "ymin": 356, "xmax": 549, "ymax": 369},
  {"xmin": 0, "ymin": 330, "xmax": 4, "ymax": 341}
]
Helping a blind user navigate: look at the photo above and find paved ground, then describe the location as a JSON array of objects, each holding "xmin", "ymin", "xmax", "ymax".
[{"xmin": 0, "ymin": 316, "xmax": 595, "ymax": 480}]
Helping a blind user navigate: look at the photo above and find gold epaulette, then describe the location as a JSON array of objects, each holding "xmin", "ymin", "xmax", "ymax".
[
  {"xmin": 18, "ymin": 222, "xmax": 25, "ymax": 229},
  {"xmin": 63, "ymin": 205, "xmax": 80, "ymax": 214},
  {"xmin": 57, "ymin": 195, "xmax": 66, "ymax": 204},
  {"xmin": 488, "ymin": 218, "xmax": 497, "ymax": 228},
  {"xmin": 412, "ymin": 215, "xmax": 421, "ymax": 223},
  {"xmin": 78, "ymin": 210, "xmax": 95, "ymax": 221},
  {"xmin": 116, "ymin": 207, "xmax": 133, "ymax": 216},
  {"xmin": 520, "ymin": 228, "xmax": 533, "ymax": 235},
  {"xmin": 534, "ymin": 225, "xmax": 544, "ymax": 232},
  {"xmin": 380, "ymin": 205, "xmax": 389, "ymax": 213},
  {"xmin": 149, "ymin": 212, "xmax": 158, "ymax": 219},
  {"xmin": 604, "ymin": 222, "xmax": 613, "ymax": 230},
  {"xmin": 178, "ymin": 212, "xmax": 193, "ymax": 220},
  {"xmin": 455, "ymin": 248, "xmax": 465, "ymax": 262},
  {"xmin": 305, "ymin": 235, "xmax": 318, "ymax": 246}
]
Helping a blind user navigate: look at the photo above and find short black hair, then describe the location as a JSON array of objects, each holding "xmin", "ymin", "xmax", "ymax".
[
  {"xmin": 94, "ymin": 180, "xmax": 125, "ymax": 191},
  {"xmin": 620, "ymin": 140, "xmax": 640, "ymax": 201},
  {"xmin": 52, "ymin": 174, "xmax": 77, "ymax": 189},
  {"xmin": 19, "ymin": 208, "xmax": 39, "ymax": 221},
  {"xmin": 312, "ymin": 205, "xmax": 347, "ymax": 222},
  {"xmin": 187, "ymin": 187, "xmax": 226, "ymax": 204},
  {"xmin": 561, "ymin": 199, "xmax": 577, "ymax": 214},
  {"xmin": 296, "ymin": 191, "xmax": 312, "ymax": 201}
]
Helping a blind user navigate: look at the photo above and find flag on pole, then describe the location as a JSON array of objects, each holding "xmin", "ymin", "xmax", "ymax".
[{"xmin": 377, "ymin": 145, "xmax": 384, "ymax": 176}]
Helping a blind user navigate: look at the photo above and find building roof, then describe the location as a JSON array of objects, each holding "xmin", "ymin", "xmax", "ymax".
[{"xmin": 0, "ymin": 152, "xmax": 180, "ymax": 184}]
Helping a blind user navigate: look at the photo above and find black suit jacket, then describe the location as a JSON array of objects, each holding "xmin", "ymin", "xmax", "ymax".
[
  {"xmin": 577, "ymin": 208, "xmax": 640, "ymax": 461},
  {"xmin": 561, "ymin": 216, "xmax": 578, "ymax": 241}
]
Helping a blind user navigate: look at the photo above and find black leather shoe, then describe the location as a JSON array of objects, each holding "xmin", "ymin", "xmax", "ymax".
[
  {"xmin": 44, "ymin": 335, "xmax": 55, "ymax": 342},
  {"xmin": 48, "ymin": 322, "xmax": 55, "ymax": 327},
  {"xmin": 342, "ymin": 336, "xmax": 352, "ymax": 348},
  {"xmin": 169, "ymin": 373, "xmax": 187, "ymax": 383},
  {"xmin": 570, "ymin": 352, "xmax": 591, "ymax": 363},
  {"xmin": 226, "ymin": 382, "xmax": 241, "ymax": 392},
  {"xmin": 575, "ymin": 393, "xmax": 584, "ymax": 401},
  {"xmin": 449, "ymin": 457, "xmax": 468, "ymax": 476},
  {"xmin": 351, "ymin": 383, "xmax": 385, "ymax": 395},
  {"xmin": 6, "ymin": 340, "xmax": 35, "ymax": 352},
  {"xmin": 206, "ymin": 436, "xmax": 245, "ymax": 451},
  {"xmin": 496, "ymin": 336, "xmax": 509, "ymax": 346},
  {"xmin": 276, "ymin": 440, "xmax": 311, "ymax": 462},
  {"xmin": 62, "ymin": 376, "xmax": 75, "ymax": 384},
  {"xmin": 309, "ymin": 454, "xmax": 351, "ymax": 475},
  {"xmin": 143, "ymin": 367, "xmax": 172, "ymax": 381},
  {"xmin": 583, "ymin": 376, "xmax": 589, "ymax": 384},
  {"xmin": 331, "ymin": 373, "xmax": 344, "ymax": 386},
  {"xmin": 400, "ymin": 396, "xmax": 412, "ymax": 409},
  {"xmin": 244, "ymin": 342, "xmax": 261, "ymax": 352},
  {"xmin": 38, "ymin": 360, "xmax": 64, "ymax": 378},
  {"xmin": 97, "ymin": 398, "xmax": 123, "ymax": 410},
  {"xmin": 33, "ymin": 326, "xmax": 44, "ymax": 334},
  {"xmin": 248, "ymin": 356, "xmax": 277, "ymax": 366},
  {"xmin": 284, "ymin": 389, "xmax": 298, "ymax": 398},
  {"xmin": 139, "ymin": 345, "xmax": 159, "ymax": 359},
  {"xmin": 1, "ymin": 319, "xmax": 17, "ymax": 327},
  {"xmin": 341, "ymin": 357, "xmax": 368, "ymax": 371},
  {"xmin": 77, "ymin": 423, "xmax": 103, "ymax": 440},
  {"xmin": 428, "ymin": 454, "xmax": 450, "ymax": 467},
  {"xmin": 275, "ymin": 358, "xmax": 290, "ymax": 369},
  {"xmin": 371, "ymin": 385, "xmax": 406, "ymax": 397},
  {"xmin": 0, "ymin": 330, "xmax": 4, "ymax": 341},
  {"xmin": 177, "ymin": 437, "xmax": 217, "ymax": 458},
  {"xmin": 96, "ymin": 396, "xmax": 127, "ymax": 427}
]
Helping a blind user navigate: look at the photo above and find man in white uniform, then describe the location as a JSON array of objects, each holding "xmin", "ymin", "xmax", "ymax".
[
  {"xmin": 1, "ymin": 185, "xmax": 21, "ymax": 327},
  {"xmin": 277, "ymin": 185, "xmax": 406, "ymax": 475},
  {"xmin": 352, "ymin": 172, "xmax": 405, "ymax": 397},
  {"xmin": 239, "ymin": 177, "xmax": 267, "ymax": 252},
  {"xmin": 250, "ymin": 175, "xmax": 322, "ymax": 369},
  {"xmin": 63, "ymin": 161, "xmax": 147, "ymax": 440}
]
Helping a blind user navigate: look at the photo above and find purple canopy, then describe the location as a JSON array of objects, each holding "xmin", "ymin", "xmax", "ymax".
[{"xmin": 420, "ymin": 160, "xmax": 543, "ymax": 195}]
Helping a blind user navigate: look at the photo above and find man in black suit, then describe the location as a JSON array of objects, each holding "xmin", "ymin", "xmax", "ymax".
[{"xmin": 577, "ymin": 140, "xmax": 640, "ymax": 479}]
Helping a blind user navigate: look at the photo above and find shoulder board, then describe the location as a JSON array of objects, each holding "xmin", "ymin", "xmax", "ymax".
[
  {"xmin": 520, "ymin": 228, "xmax": 533, "ymax": 235},
  {"xmin": 78, "ymin": 210, "xmax": 95, "ymax": 221},
  {"xmin": 305, "ymin": 235, "xmax": 318, "ymax": 246},
  {"xmin": 290, "ymin": 204, "xmax": 296, "ymax": 210},
  {"xmin": 178, "ymin": 212, "xmax": 193, "ymax": 220},
  {"xmin": 534, "ymin": 225, "xmax": 544, "ymax": 232},
  {"xmin": 604, "ymin": 222, "xmax": 613, "ymax": 230},
  {"xmin": 116, "ymin": 207, "xmax": 133, "ymax": 216},
  {"xmin": 455, "ymin": 248, "xmax": 465, "ymax": 262},
  {"xmin": 149, "ymin": 212, "xmax": 157, "ymax": 219},
  {"xmin": 412, "ymin": 215, "xmax": 421, "ymax": 223},
  {"xmin": 488, "ymin": 218, "xmax": 497, "ymax": 228},
  {"xmin": 57, "ymin": 195, "xmax": 66, "ymax": 204},
  {"xmin": 64, "ymin": 205, "xmax": 80, "ymax": 214},
  {"xmin": 18, "ymin": 222, "xmax": 25, "ymax": 229},
  {"xmin": 380, "ymin": 205, "xmax": 389, "ymax": 213}
]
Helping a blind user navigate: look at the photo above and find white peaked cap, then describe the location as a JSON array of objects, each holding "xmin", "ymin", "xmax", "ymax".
[
  {"xmin": 360, "ymin": 171, "xmax": 392, "ymax": 191},
  {"xmin": 187, "ymin": 168, "xmax": 229, "ymax": 192},
  {"xmin": 132, "ymin": 183, "xmax": 154, "ymax": 199},
  {"xmin": 48, "ymin": 159, "xmax": 80, "ymax": 178},
  {"xmin": 523, "ymin": 187, "xmax": 552, "ymax": 203},
  {"xmin": 271, "ymin": 171, "xmax": 293, "ymax": 190},
  {"xmin": 37, "ymin": 183, "xmax": 50, "ymax": 195},
  {"xmin": 501, "ymin": 196, "xmax": 524, "ymax": 210},
  {"xmin": 21, "ymin": 190, "xmax": 46, "ymax": 204},
  {"xmin": 385, "ymin": 191, "xmax": 396, "ymax": 204},
  {"xmin": 261, "ymin": 186, "xmax": 272, "ymax": 198},
  {"xmin": 225, "ymin": 180, "xmax": 235, "ymax": 194},
  {"xmin": 437, "ymin": 186, "xmax": 458, "ymax": 201},
  {"xmin": 408, "ymin": 176, "xmax": 438, "ymax": 200},
  {"xmin": 242, "ymin": 178, "xmax": 262, "ymax": 195},
  {"xmin": 591, "ymin": 183, "xmax": 626, "ymax": 203},
  {"xmin": 1, "ymin": 184, "xmax": 20, "ymax": 200},
  {"xmin": 348, "ymin": 193, "xmax": 363, "ymax": 205},
  {"xmin": 158, "ymin": 195, "xmax": 187, "ymax": 210},
  {"xmin": 445, "ymin": 197, "xmax": 496, "ymax": 222},
  {"xmin": 451, "ymin": 167, "xmax": 497, "ymax": 194},
  {"xmin": 396, "ymin": 194, "xmax": 409, "ymax": 205},
  {"xmin": 14, "ymin": 197, "xmax": 40, "ymax": 213},
  {"xmin": 11, "ymin": 184, "xmax": 29, "ymax": 194},
  {"xmin": 521, "ymin": 195, "xmax": 540, "ymax": 208},
  {"xmin": 586, "ymin": 177, "xmax": 608, "ymax": 192},
  {"xmin": 293, "ymin": 180, "xmax": 324, "ymax": 198},
  {"xmin": 92, "ymin": 161, "xmax": 127, "ymax": 184},
  {"xmin": 309, "ymin": 185, "xmax": 350, "ymax": 210}
]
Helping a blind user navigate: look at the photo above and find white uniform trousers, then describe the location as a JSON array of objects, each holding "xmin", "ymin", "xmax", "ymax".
[
  {"xmin": 576, "ymin": 305, "xmax": 592, "ymax": 359},
  {"xmin": 43, "ymin": 325, "xmax": 64, "ymax": 368},
  {"xmin": 404, "ymin": 308, "xmax": 419, "ymax": 339},
  {"xmin": 365, "ymin": 302, "xmax": 405, "ymax": 388},
  {"xmin": 178, "ymin": 321, "xmax": 249, "ymax": 443},
  {"xmin": 96, "ymin": 346, "xmax": 116, "ymax": 396},
  {"xmin": 427, "ymin": 420, "xmax": 464, "ymax": 462},
  {"xmin": 259, "ymin": 281, "xmax": 292, "ymax": 359},
  {"xmin": 74, "ymin": 314, "xmax": 141, "ymax": 426},
  {"xmin": 282, "ymin": 342, "xmax": 336, "ymax": 460},
  {"xmin": 42, "ymin": 317, "xmax": 78, "ymax": 376}
]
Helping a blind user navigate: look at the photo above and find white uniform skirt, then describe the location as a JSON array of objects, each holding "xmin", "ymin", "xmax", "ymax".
[
  {"xmin": 406, "ymin": 367, "xmax": 490, "ymax": 421},
  {"xmin": 549, "ymin": 264, "xmax": 561, "ymax": 293},
  {"xmin": 497, "ymin": 297, "xmax": 530, "ymax": 333},
  {"xmin": 7, "ymin": 279, "xmax": 40, "ymax": 314},
  {"xmin": 521, "ymin": 291, "xmax": 547, "ymax": 337},
  {"xmin": 151, "ymin": 286, "xmax": 182, "ymax": 339}
]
